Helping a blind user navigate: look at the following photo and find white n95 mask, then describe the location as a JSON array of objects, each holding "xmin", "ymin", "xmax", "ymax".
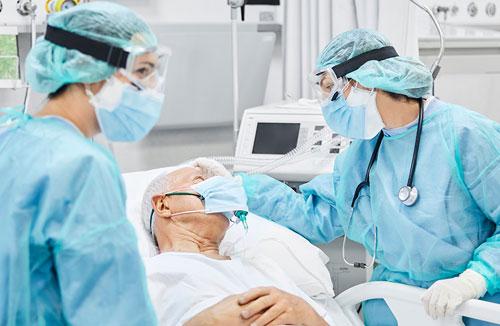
[
  {"xmin": 348, "ymin": 86, "xmax": 385, "ymax": 139},
  {"xmin": 322, "ymin": 85, "xmax": 384, "ymax": 140}
]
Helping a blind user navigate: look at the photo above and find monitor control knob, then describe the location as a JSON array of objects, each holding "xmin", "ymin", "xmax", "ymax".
[{"xmin": 486, "ymin": 2, "xmax": 497, "ymax": 17}]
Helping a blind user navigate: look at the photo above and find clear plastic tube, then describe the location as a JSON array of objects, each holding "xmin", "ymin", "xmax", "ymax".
[
  {"xmin": 249, "ymin": 128, "xmax": 336, "ymax": 174},
  {"xmin": 209, "ymin": 128, "xmax": 345, "ymax": 175}
]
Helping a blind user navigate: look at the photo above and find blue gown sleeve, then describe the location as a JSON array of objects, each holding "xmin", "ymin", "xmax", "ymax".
[
  {"xmin": 240, "ymin": 172, "xmax": 343, "ymax": 244},
  {"xmin": 42, "ymin": 152, "xmax": 157, "ymax": 325},
  {"xmin": 456, "ymin": 113, "xmax": 500, "ymax": 294}
]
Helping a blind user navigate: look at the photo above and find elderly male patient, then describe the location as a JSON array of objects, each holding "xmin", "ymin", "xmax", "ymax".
[{"xmin": 141, "ymin": 166, "xmax": 334, "ymax": 326}]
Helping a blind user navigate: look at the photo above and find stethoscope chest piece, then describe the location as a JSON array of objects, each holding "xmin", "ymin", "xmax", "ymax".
[{"xmin": 398, "ymin": 185, "xmax": 418, "ymax": 206}]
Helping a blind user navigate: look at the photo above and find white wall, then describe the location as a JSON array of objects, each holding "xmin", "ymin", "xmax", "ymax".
[
  {"xmin": 0, "ymin": 1, "xmax": 282, "ymax": 173},
  {"xmin": 104, "ymin": 0, "xmax": 283, "ymax": 172},
  {"xmin": 110, "ymin": 0, "xmax": 284, "ymax": 105},
  {"xmin": 1, "ymin": 1, "xmax": 440, "ymax": 173}
]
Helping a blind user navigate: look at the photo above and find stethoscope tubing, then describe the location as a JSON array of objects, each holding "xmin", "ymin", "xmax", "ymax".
[{"xmin": 343, "ymin": 98, "xmax": 425, "ymax": 268}]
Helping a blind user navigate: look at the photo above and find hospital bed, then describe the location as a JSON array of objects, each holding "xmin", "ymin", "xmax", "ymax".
[
  {"xmin": 122, "ymin": 166, "xmax": 500, "ymax": 326},
  {"xmin": 333, "ymin": 281, "xmax": 500, "ymax": 325}
]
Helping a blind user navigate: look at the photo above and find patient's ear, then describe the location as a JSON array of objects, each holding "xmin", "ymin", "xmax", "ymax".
[{"xmin": 152, "ymin": 195, "xmax": 172, "ymax": 218}]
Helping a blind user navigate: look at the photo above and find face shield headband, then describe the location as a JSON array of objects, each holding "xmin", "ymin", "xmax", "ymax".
[
  {"xmin": 45, "ymin": 25, "xmax": 131, "ymax": 69},
  {"xmin": 44, "ymin": 25, "xmax": 170, "ymax": 91}
]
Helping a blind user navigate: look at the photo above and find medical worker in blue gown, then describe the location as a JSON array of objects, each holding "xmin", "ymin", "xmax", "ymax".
[
  {"xmin": 0, "ymin": 2, "xmax": 170, "ymax": 325},
  {"xmin": 240, "ymin": 29, "xmax": 499, "ymax": 325}
]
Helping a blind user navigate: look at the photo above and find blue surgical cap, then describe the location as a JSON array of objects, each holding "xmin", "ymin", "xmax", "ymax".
[
  {"xmin": 316, "ymin": 29, "xmax": 433, "ymax": 98},
  {"xmin": 26, "ymin": 2, "xmax": 157, "ymax": 94}
]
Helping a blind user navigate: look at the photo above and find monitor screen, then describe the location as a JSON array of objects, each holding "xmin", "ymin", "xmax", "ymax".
[
  {"xmin": 252, "ymin": 122, "xmax": 300, "ymax": 155},
  {"xmin": 0, "ymin": 34, "xmax": 19, "ymax": 80}
]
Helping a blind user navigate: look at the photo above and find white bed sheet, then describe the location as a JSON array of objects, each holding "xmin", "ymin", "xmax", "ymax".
[{"xmin": 145, "ymin": 252, "xmax": 351, "ymax": 326}]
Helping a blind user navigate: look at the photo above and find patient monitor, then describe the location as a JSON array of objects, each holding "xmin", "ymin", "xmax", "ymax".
[
  {"xmin": 234, "ymin": 99, "xmax": 349, "ymax": 182},
  {"xmin": 234, "ymin": 99, "xmax": 370, "ymax": 294}
]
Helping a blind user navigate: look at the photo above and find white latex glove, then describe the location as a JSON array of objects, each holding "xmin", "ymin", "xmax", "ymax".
[
  {"xmin": 421, "ymin": 269, "xmax": 487, "ymax": 320},
  {"xmin": 191, "ymin": 157, "xmax": 232, "ymax": 179}
]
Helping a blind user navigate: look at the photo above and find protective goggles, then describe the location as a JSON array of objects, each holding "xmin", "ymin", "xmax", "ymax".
[
  {"xmin": 44, "ymin": 25, "xmax": 171, "ymax": 92},
  {"xmin": 310, "ymin": 46, "xmax": 399, "ymax": 103},
  {"xmin": 309, "ymin": 69, "xmax": 346, "ymax": 104},
  {"xmin": 120, "ymin": 46, "xmax": 171, "ymax": 92}
]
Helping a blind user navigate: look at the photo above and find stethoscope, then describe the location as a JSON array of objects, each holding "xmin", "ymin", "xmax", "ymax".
[{"xmin": 342, "ymin": 98, "xmax": 424, "ymax": 269}]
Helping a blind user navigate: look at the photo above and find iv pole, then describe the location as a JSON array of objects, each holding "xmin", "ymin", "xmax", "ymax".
[
  {"xmin": 227, "ymin": 0, "xmax": 244, "ymax": 150},
  {"xmin": 17, "ymin": 0, "xmax": 38, "ymax": 114}
]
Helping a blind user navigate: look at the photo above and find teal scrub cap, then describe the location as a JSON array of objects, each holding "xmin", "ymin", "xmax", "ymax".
[
  {"xmin": 26, "ymin": 1, "xmax": 157, "ymax": 94},
  {"xmin": 316, "ymin": 29, "xmax": 433, "ymax": 98}
]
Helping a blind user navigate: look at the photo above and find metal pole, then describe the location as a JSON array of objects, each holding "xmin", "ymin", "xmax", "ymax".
[
  {"xmin": 231, "ymin": 17, "xmax": 240, "ymax": 149},
  {"xmin": 228, "ymin": 0, "xmax": 244, "ymax": 149},
  {"xmin": 282, "ymin": 0, "xmax": 287, "ymax": 100},
  {"xmin": 17, "ymin": 0, "xmax": 38, "ymax": 114},
  {"xmin": 409, "ymin": 0, "xmax": 444, "ymax": 79}
]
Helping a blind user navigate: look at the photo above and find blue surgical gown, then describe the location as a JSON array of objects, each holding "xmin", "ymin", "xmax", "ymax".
[
  {"xmin": 0, "ymin": 112, "xmax": 156, "ymax": 325},
  {"xmin": 241, "ymin": 99, "xmax": 499, "ymax": 325}
]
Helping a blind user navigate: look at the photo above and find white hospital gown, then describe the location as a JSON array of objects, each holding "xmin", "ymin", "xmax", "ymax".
[{"xmin": 145, "ymin": 252, "xmax": 337, "ymax": 325}]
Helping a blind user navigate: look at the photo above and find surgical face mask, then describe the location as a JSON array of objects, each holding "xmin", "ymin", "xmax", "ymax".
[
  {"xmin": 85, "ymin": 75, "xmax": 165, "ymax": 142},
  {"xmin": 321, "ymin": 85, "xmax": 385, "ymax": 140},
  {"xmin": 192, "ymin": 176, "xmax": 249, "ymax": 231}
]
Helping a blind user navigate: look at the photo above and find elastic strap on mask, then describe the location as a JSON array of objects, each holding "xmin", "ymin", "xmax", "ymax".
[
  {"xmin": 148, "ymin": 207, "xmax": 205, "ymax": 247},
  {"xmin": 170, "ymin": 210, "xmax": 205, "ymax": 217},
  {"xmin": 44, "ymin": 25, "xmax": 129, "ymax": 69},
  {"xmin": 350, "ymin": 81, "xmax": 376, "ymax": 96},
  {"xmin": 83, "ymin": 84, "xmax": 94, "ymax": 98}
]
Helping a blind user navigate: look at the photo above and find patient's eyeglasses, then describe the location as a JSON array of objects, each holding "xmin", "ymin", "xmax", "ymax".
[
  {"xmin": 149, "ymin": 192, "xmax": 205, "ymax": 246},
  {"xmin": 162, "ymin": 192, "xmax": 204, "ymax": 201}
]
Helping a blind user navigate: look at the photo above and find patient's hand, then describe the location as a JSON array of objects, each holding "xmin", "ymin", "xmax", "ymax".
[
  {"xmin": 238, "ymin": 287, "xmax": 328, "ymax": 326},
  {"xmin": 184, "ymin": 294, "xmax": 262, "ymax": 326}
]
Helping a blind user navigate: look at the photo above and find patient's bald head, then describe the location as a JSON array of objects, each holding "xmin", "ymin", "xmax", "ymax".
[
  {"xmin": 162, "ymin": 167, "xmax": 205, "ymax": 192},
  {"xmin": 147, "ymin": 167, "xmax": 230, "ymax": 256}
]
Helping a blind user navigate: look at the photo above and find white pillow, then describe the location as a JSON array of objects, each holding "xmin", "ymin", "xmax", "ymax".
[
  {"xmin": 122, "ymin": 167, "xmax": 334, "ymax": 298},
  {"xmin": 122, "ymin": 167, "xmax": 173, "ymax": 257}
]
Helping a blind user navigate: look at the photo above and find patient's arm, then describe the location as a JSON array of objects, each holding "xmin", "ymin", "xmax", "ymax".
[
  {"xmin": 185, "ymin": 287, "xmax": 327, "ymax": 326},
  {"xmin": 238, "ymin": 287, "xmax": 328, "ymax": 326},
  {"xmin": 184, "ymin": 295, "xmax": 262, "ymax": 326}
]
